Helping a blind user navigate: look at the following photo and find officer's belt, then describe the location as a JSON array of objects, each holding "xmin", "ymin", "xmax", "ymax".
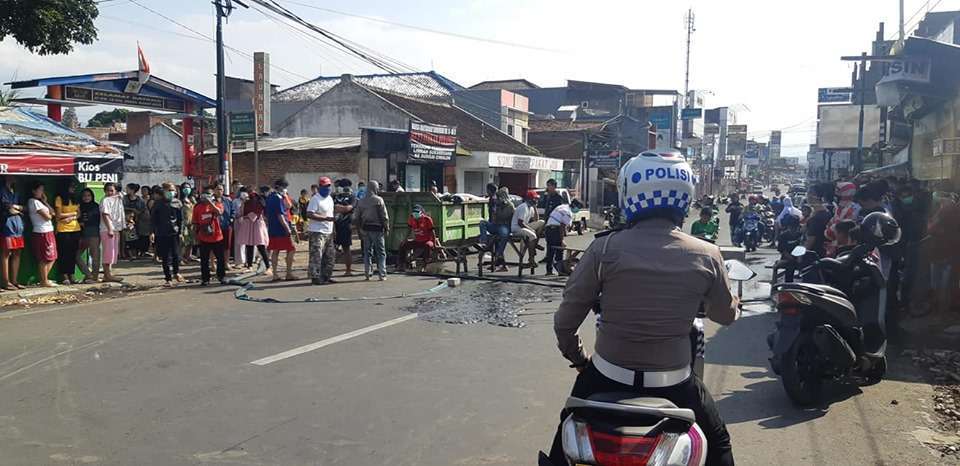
[{"xmin": 593, "ymin": 353, "xmax": 691, "ymax": 388}]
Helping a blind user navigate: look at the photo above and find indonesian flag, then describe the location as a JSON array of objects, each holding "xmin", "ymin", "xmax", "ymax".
[{"xmin": 137, "ymin": 42, "xmax": 151, "ymax": 74}]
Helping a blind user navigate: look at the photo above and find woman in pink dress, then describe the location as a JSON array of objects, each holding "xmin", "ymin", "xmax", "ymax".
[{"xmin": 236, "ymin": 189, "xmax": 271, "ymax": 275}]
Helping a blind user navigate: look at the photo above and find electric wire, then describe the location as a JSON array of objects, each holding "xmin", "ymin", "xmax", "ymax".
[{"xmin": 277, "ymin": 0, "xmax": 561, "ymax": 52}]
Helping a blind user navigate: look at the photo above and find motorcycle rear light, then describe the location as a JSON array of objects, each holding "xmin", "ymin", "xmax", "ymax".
[
  {"xmin": 589, "ymin": 429, "xmax": 661, "ymax": 465},
  {"xmin": 776, "ymin": 292, "xmax": 800, "ymax": 316}
]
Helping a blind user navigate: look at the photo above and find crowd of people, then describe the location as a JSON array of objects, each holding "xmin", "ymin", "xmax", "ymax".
[{"xmin": 718, "ymin": 175, "xmax": 959, "ymax": 323}]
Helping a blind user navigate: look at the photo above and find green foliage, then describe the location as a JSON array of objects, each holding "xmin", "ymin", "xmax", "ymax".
[
  {"xmin": 0, "ymin": 0, "xmax": 99, "ymax": 55},
  {"xmin": 87, "ymin": 108, "xmax": 129, "ymax": 127}
]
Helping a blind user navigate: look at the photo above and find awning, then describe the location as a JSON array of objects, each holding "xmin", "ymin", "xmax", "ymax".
[{"xmin": 860, "ymin": 160, "xmax": 910, "ymax": 178}]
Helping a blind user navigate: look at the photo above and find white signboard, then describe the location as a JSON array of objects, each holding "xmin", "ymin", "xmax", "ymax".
[
  {"xmin": 488, "ymin": 153, "xmax": 563, "ymax": 171},
  {"xmin": 817, "ymin": 104, "xmax": 881, "ymax": 149},
  {"xmin": 877, "ymin": 58, "xmax": 931, "ymax": 84},
  {"xmin": 254, "ymin": 52, "xmax": 271, "ymax": 135}
]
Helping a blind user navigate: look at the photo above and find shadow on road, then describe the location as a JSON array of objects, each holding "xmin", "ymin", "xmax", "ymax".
[{"xmin": 716, "ymin": 376, "xmax": 863, "ymax": 428}]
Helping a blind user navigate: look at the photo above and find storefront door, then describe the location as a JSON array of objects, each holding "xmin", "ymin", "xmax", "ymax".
[{"xmin": 498, "ymin": 172, "xmax": 531, "ymax": 197}]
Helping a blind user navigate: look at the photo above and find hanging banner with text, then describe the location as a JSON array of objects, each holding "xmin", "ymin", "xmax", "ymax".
[
  {"xmin": 408, "ymin": 122, "xmax": 457, "ymax": 162},
  {"xmin": 0, "ymin": 154, "xmax": 123, "ymax": 180}
]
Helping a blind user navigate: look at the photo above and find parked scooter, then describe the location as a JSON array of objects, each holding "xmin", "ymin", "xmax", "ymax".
[
  {"xmin": 767, "ymin": 213, "xmax": 901, "ymax": 406},
  {"xmin": 539, "ymin": 260, "xmax": 754, "ymax": 466}
]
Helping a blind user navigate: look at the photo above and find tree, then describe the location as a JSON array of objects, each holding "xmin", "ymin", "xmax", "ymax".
[
  {"xmin": 87, "ymin": 108, "xmax": 129, "ymax": 128},
  {"xmin": 0, "ymin": 0, "xmax": 99, "ymax": 55},
  {"xmin": 62, "ymin": 107, "xmax": 79, "ymax": 129},
  {"xmin": 0, "ymin": 86, "xmax": 19, "ymax": 106}
]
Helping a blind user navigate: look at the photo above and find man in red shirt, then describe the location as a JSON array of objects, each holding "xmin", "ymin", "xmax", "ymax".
[
  {"xmin": 397, "ymin": 204, "xmax": 437, "ymax": 272},
  {"xmin": 193, "ymin": 185, "xmax": 225, "ymax": 286}
]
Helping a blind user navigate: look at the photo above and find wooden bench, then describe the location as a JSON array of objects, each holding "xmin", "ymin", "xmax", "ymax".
[
  {"xmin": 399, "ymin": 238, "xmax": 480, "ymax": 276},
  {"xmin": 477, "ymin": 234, "xmax": 539, "ymax": 277}
]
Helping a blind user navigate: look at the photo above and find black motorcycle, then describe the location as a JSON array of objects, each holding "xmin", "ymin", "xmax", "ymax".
[
  {"xmin": 768, "ymin": 242, "xmax": 889, "ymax": 406},
  {"xmin": 601, "ymin": 205, "xmax": 624, "ymax": 231}
]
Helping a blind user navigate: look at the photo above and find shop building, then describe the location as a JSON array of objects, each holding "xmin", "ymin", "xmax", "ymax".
[{"xmin": 273, "ymin": 73, "xmax": 542, "ymax": 193}]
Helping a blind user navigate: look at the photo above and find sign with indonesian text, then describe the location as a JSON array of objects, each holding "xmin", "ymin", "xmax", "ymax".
[
  {"xmin": 0, "ymin": 155, "xmax": 122, "ymax": 180},
  {"xmin": 408, "ymin": 122, "xmax": 457, "ymax": 161},
  {"xmin": 488, "ymin": 152, "xmax": 563, "ymax": 171},
  {"xmin": 63, "ymin": 85, "xmax": 185, "ymax": 112},
  {"xmin": 253, "ymin": 52, "xmax": 271, "ymax": 135}
]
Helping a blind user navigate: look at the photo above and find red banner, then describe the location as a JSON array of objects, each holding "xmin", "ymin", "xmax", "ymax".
[{"xmin": 0, "ymin": 156, "xmax": 75, "ymax": 176}]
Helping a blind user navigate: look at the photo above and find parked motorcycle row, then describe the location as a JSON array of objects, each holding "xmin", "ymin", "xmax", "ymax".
[{"xmin": 767, "ymin": 213, "xmax": 899, "ymax": 406}]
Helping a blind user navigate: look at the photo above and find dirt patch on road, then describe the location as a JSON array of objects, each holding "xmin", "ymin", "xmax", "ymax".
[
  {"xmin": 404, "ymin": 281, "xmax": 562, "ymax": 328},
  {"xmin": 905, "ymin": 348, "xmax": 960, "ymax": 458}
]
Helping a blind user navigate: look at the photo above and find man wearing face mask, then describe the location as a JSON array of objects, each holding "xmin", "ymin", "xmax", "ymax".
[
  {"xmin": 332, "ymin": 179, "xmax": 357, "ymax": 276},
  {"xmin": 305, "ymin": 177, "xmax": 339, "ymax": 285},
  {"xmin": 151, "ymin": 183, "xmax": 184, "ymax": 287}
]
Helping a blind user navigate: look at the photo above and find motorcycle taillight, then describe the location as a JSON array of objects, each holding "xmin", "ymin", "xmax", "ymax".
[
  {"xmin": 589, "ymin": 429, "xmax": 663, "ymax": 465},
  {"xmin": 775, "ymin": 292, "xmax": 801, "ymax": 315}
]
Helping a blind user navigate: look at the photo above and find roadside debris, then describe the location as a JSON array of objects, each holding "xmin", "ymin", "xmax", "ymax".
[
  {"xmin": 904, "ymin": 348, "xmax": 960, "ymax": 458},
  {"xmin": 405, "ymin": 281, "xmax": 561, "ymax": 328}
]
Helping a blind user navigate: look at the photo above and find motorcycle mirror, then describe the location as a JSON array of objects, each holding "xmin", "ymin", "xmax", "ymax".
[
  {"xmin": 724, "ymin": 260, "xmax": 757, "ymax": 281},
  {"xmin": 791, "ymin": 245, "xmax": 807, "ymax": 257}
]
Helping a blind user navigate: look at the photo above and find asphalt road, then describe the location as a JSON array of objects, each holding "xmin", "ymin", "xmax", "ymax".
[{"xmin": 0, "ymin": 208, "xmax": 950, "ymax": 465}]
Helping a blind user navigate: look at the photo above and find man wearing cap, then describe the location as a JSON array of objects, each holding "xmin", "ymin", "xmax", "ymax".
[
  {"xmin": 305, "ymin": 177, "xmax": 341, "ymax": 285},
  {"xmin": 397, "ymin": 204, "xmax": 437, "ymax": 272}
]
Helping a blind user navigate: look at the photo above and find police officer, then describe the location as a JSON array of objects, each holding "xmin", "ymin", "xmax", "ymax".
[{"xmin": 548, "ymin": 151, "xmax": 739, "ymax": 466}]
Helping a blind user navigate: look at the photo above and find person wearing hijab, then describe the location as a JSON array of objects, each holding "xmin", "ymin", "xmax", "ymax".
[{"xmin": 824, "ymin": 181, "xmax": 860, "ymax": 257}]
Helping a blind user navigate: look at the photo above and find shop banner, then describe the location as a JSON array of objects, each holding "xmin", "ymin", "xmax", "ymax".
[
  {"xmin": 0, "ymin": 156, "xmax": 74, "ymax": 175},
  {"xmin": 409, "ymin": 122, "xmax": 457, "ymax": 161},
  {"xmin": 75, "ymin": 157, "xmax": 123, "ymax": 183},
  {"xmin": 0, "ymin": 155, "xmax": 123, "ymax": 180}
]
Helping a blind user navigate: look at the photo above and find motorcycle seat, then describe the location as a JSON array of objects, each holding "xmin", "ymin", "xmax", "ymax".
[{"xmin": 585, "ymin": 393, "xmax": 678, "ymax": 409}]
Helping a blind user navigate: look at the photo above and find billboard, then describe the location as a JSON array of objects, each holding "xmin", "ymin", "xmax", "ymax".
[
  {"xmin": 817, "ymin": 104, "xmax": 881, "ymax": 149},
  {"xmin": 254, "ymin": 52, "xmax": 271, "ymax": 135},
  {"xmin": 818, "ymin": 87, "xmax": 853, "ymax": 103},
  {"xmin": 681, "ymin": 108, "xmax": 703, "ymax": 120},
  {"xmin": 727, "ymin": 124, "xmax": 747, "ymax": 155},
  {"xmin": 769, "ymin": 130, "xmax": 782, "ymax": 158},
  {"xmin": 408, "ymin": 122, "xmax": 457, "ymax": 161}
]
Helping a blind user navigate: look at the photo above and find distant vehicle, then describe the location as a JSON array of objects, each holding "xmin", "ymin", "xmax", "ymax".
[
  {"xmin": 536, "ymin": 188, "xmax": 588, "ymax": 234},
  {"xmin": 788, "ymin": 184, "xmax": 807, "ymax": 195}
]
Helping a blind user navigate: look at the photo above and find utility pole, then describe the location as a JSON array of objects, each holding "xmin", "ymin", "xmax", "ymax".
[
  {"xmin": 683, "ymin": 8, "xmax": 695, "ymax": 108},
  {"xmin": 899, "ymin": 0, "xmax": 905, "ymax": 43},
  {"xmin": 856, "ymin": 52, "xmax": 867, "ymax": 174},
  {"xmin": 214, "ymin": 0, "xmax": 232, "ymax": 191}
]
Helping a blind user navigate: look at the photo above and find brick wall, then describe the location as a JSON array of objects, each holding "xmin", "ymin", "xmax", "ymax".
[{"xmin": 200, "ymin": 148, "xmax": 362, "ymax": 189}]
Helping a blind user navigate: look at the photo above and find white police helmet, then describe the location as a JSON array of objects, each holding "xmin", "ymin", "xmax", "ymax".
[{"xmin": 617, "ymin": 150, "xmax": 696, "ymax": 224}]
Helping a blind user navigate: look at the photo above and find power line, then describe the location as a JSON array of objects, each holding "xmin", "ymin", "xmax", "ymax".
[
  {"xmin": 277, "ymin": 0, "xmax": 562, "ymax": 53},
  {"xmin": 123, "ymin": 0, "xmax": 309, "ymax": 81}
]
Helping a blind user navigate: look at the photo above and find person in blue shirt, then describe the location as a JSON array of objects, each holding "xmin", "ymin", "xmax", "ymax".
[
  {"xmin": 265, "ymin": 179, "xmax": 297, "ymax": 281},
  {"xmin": 212, "ymin": 181, "xmax": 235, "ymax": 270},
  {"xmin": 0, "ymin": 176, "xmax": 25, "ymax": 290}
]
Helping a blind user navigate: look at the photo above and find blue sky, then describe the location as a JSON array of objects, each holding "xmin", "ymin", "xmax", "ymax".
[{"xmin": 3, "ymin": 0, "xmax": 958, "ymax": 156}]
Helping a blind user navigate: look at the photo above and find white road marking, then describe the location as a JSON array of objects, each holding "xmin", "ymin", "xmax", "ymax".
[{"xmin": 250, "ymin": 313, "xmax": 419, "ymax": 366}]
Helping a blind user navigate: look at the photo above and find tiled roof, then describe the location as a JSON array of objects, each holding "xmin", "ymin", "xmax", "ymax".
[
  {"xmin": 371, "ymin": 91, "xmax": 541, "ymax": 156},
  {"xmin": 274, "ymin": 71, "xmax": 464, "ymax": 103},
  {"xmin": 529, "ymin": 119, "xmax": 605, "ymax": 133}
]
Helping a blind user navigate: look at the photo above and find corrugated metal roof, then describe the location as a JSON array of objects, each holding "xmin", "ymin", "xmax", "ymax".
[
  {"xmin": 0, "ymin": 106, "xmax": 122, "ymax": 156},
  {"xmin": 205, "ymin": 136, "xmax": 360, "ymax": 154}
]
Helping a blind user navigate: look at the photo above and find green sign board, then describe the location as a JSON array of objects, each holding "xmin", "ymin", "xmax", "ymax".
[{"xmin": 230, "ymin": 112, "xmax": 255, "ymax": 141}]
